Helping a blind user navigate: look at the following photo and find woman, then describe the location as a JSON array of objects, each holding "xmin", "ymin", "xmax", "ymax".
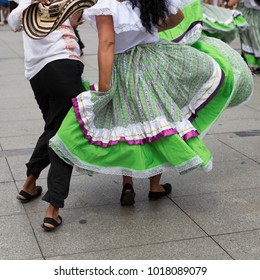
[
  {"xmin": 49, "ymin": 0, "xmax": 252, "ymax": 209},
  {"xmin": 236, "ymin": 0, "xmax": 260, "ymax": 72}
]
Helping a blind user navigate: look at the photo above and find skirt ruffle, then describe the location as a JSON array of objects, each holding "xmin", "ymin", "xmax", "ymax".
[{"xmin": 50, "ymin": 112, "xmax": 212, "ymax": 178}]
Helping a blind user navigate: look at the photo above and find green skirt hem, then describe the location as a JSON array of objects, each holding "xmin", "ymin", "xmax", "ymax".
[{"xmin": 50, "ymin": 120, "xmax": 213, "ymax": 178}]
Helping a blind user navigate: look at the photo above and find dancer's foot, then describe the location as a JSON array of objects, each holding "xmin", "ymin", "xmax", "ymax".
[
  {"xmin": 120, "ymin": 183, "xmax": 135, "ymax": 206},
  {"xmin": 17, "ymin": 174, "xmax": 42, "ymax": 203},
  {"xmin": 42, "ymin": 204, "xmax": 62, "ymax": 231},
  {"xmin": 148, "ymin": 183, "xmax": 172, "ymax": 200}
]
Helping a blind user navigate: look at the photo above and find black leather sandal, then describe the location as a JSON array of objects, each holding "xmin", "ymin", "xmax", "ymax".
[
  {"xmin": 41, "ymin": 215, "xmax": 62, "ymax": 232},
  {"xmin": 148, "ymin": 183, "xmax": 172, "ymax": 200},
  {"xmin": 120, "ymin": 183, "xmax": 136, "ymax": 206},
  {"xmin": 16, "ymin": 186, "xmax": 42, "ymax": 203}
]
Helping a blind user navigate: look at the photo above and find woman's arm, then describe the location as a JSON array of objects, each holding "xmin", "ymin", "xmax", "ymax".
[
  {"xmin": 157, "ymin": 9, "xmax": 184, "ymax": 32},
  {"xmin": 96, "ymin": 15, "xmax": 115, "ymax": 92}
]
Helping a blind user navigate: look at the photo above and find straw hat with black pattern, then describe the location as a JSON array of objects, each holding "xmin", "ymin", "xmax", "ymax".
[{"xmin": 22, "ymin": 0, "xmax": 97, "ymax": 40}]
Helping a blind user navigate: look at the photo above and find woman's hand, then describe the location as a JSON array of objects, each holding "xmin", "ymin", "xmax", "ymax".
[{"xmin": 98, "ymin": 84, "xmax": 111, "ymax": 93}]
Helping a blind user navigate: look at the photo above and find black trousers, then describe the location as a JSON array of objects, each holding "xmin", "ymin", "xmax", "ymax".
[{"xmin": 27, "ymin": 59, "xmax": 84, "ymax": 208}]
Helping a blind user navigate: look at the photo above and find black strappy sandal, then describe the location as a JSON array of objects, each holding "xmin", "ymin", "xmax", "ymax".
[{"xmin": 120, "ymin": 183, "xmax": 136, "ymax": 206}]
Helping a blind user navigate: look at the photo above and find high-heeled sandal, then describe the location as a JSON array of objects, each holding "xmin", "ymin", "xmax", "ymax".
[
  {"xmin": 120, "ymin": 183, "xmax": 136, "ymax": 206},
  {"xmin": 148, "ymin": 183, "xmax": 172, "ymax": 200}
]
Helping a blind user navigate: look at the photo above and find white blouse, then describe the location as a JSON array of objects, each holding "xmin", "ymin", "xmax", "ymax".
[
  {"xmin": 8, "ymin": 0, "xmax": 81, "ymax": 80},
  {"xmin": 83, "ymin": 0, "xmax": 181, "ymax": 54}
]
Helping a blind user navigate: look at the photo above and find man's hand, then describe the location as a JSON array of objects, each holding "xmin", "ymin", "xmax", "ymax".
[
  {"xmin": 69, "ymin": 10, "xmax": 84, "ymax": 28},
  {"xmin": 31, "ymin": 0, "xmax": 51, "ymax": 5}
]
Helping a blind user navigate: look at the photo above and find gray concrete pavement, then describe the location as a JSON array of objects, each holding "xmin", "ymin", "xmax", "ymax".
[{"xmin": 0, "ymin": 23, "xmax": 260, "ymax": 260}]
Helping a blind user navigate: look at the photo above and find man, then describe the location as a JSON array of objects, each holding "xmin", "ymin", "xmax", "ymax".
[{"xmin": 8, "ymin": 0, "xmax": 86, "ymax": 231}]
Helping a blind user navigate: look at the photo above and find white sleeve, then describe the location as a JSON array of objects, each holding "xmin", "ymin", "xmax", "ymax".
[
  {"xmin": 82, "ymin": 0, "xmax": 115, "ymax": 23},
  {"xmin": 82, "ymin": 0, "xmax": 144, "ymax": 33},
  {"xmin": 167, "ymin": 0, "xmax": 181, "ymax": 14},
  {"xmin": 8, "ymin": 0, "xmax": 31, "ymax": 32}
]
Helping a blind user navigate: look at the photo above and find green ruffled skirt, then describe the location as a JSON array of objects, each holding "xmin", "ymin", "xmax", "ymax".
[
  {"xmin": 202, "ymin": 3, "xmax": 249, "ymax": 43},
  {"xmin": 49, "ymin": 36, "xmax": 253, "ymax": 178},
  {"xmin": 237, "ymin": 3, "xmax": 260, "ymax": 69}
]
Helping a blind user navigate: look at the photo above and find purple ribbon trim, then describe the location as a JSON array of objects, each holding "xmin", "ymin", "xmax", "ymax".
[
  {"xmin": 189, "ymin": 69, "xmax": 225, "ymax": 122},
  {"xmin": 90, "ymin": 84, "xmax": 96, "ymax": 90},
  {"xmin": 172, "ymin": 21, "xmax": 202, "ymax": 43},
  {"xmin": 182, "ymin": 130, "xmax": 200, "ymax": 141},
  {"xmin": 73, "ymin": 96, "xmax": 200, "ymax": 147}
]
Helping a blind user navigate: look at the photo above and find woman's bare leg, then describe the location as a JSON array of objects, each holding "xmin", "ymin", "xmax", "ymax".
[
  {"xmin": 149, "ymin": 174, "xmax": 172, "ymax": 200},
  {"xmin": 122, "ymin": 175, "xmax": 133, "ymax": 186},
  {"xmin": 149, "ymin": 173, "xmax": 167, "ymax": 192}
]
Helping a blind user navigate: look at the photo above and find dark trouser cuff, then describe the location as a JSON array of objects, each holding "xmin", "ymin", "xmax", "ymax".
[
  {"xmin": 42, "ymin": 191, "xmax": 64, "ymax": 208},
  {"xmin": 26, "ymin": 167, "xmax": 40, "ymax": 180}
]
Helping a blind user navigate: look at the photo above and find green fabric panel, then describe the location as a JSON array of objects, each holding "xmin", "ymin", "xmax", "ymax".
[
  {"xmin": 234, "ymin": 15, "xmax": 248, "ymax": 28},
  {"xmin": 243, "ymin": 53, "xmax": 260, "ymax": 67},
  {"xmin": 82, "ymin": 80, "xmax": 90, "ymax": 90},
  {"xmin": 186, "ymin": 137, "xmax": 212, "ymax": 168},
  {"xmin": 191, "ymin": 39, "xmax": 234, "ymax": 134}
]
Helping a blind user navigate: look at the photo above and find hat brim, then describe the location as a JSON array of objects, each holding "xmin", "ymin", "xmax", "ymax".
[{"xmin": 22, "ymin": 0, "xmax": 97, "ymax": 40}]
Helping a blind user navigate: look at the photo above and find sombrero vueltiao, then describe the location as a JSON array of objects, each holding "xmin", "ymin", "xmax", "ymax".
[{"xmin": 22, "ymin": 0, "xmax": 97, "ymax": 40}]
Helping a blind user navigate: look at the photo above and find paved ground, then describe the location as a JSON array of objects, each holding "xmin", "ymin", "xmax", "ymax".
[{"xmin": 0, "ymin": 23, "xmax": 260, "ymax": 260}]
